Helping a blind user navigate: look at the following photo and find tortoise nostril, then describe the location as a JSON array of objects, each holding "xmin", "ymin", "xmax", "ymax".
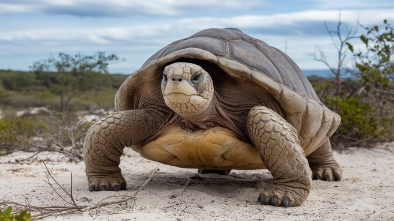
[{"xmin": 172, "ymin": 77, "xmax": 183, "ymax": 82}]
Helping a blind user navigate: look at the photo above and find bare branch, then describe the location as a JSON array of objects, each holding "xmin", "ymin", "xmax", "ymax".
[
  {"xmin": 0, "ymin": 165, "xmax": 159, "ymax": 220},
  {"xmin": 325, "ymin": 21, "xmax": 340, "ymax": 52},
  {"xmin": 314, "ymin": 11, "xmax": 359, "ymax": 97},
  {"xmin": 313, "ymin": 46, "xmax": 337, "ymax": 75},
  {"xmin": 43, "ymin": 162, "xmax": 81, "ymax": 210}
]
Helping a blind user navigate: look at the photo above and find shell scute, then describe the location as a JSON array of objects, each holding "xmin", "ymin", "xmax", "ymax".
[
  {"xmin": 228, "ymin": 40, "xmax": 283, "ymax": 83},
  {"xmin": 168, "ymin": 37, "xmax": 226, "ymax": 57},
  {"xmin": 191, "ymin": 28, "xmax": 241, "ymax": 41}
]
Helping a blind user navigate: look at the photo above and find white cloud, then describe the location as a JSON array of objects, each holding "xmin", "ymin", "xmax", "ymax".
[
  {"xmin": 0, "ymin": 3, "xmax": 40, "ymax": 13},
  {"xmin": 3, "ymin": 9, "xmax": 392, "ymax": 44},
  {"xmin": 0, "ymin": 0, "xmax": 265, "ymax": 16},
  {"xmin": 179, "ymin": 9, "xmax": 394, "ymax": 29},
  {"xmin": 309, "ymin": 0, "xmax": 394, "ymax": 10},
  {"xmin": 0, "ymin": 24, "xmax": 175, "ymax": 46}
]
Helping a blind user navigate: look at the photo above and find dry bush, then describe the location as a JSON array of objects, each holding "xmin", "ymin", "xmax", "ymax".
[{"xmin": 0, "ymin": 111, "xmax": 94, "ymax": 162}]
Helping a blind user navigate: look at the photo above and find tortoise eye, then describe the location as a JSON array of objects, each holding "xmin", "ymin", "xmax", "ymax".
[{"xmin": 192, "ymin": 73, "xmax": 202, "ymax": 82}]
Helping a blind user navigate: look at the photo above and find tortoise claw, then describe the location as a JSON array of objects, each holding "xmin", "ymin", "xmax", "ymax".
[
  {"xmin": 121, "ymin": 182, "xmax": 127, "ymax": 190},
  {"xmin": 113, "ymin": 185, "xmax": 120, "ymax": 191},
  {"xmin": 89, "ymin": 185, "xmax": 96, "ymax": 192},
  {"xmin": 282, "ymin": 197, "xmax": 290, "ymax": 207},
  {"xmin": 272, "ymin": 196, "xmax": 280, "ymax": 207},
  {"xmin": 258, "ymin": 194, "xmax": 292, "ymax": 207},
  {"xmin": 312, "ymin": 166, "xmax": 342, "ymax": 181},
  {"xmin": 258, "ymin": 193, "xmax": 271, "ymax": 205},
  {"xmin": 333, "ymin": 172, "xmax": 342, "ymax": 181}
]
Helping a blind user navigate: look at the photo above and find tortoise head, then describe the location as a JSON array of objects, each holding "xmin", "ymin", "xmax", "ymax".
[{"xmin": 161, "ymin": 62, "xmax": 214, "ymax": 117}]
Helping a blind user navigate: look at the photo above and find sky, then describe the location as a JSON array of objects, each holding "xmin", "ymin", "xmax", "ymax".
[{"xmin": 1, "ymin": 0, "xmax": 394, "ymax": 74}]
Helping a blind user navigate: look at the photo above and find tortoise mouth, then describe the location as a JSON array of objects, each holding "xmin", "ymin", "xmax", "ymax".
[
  {"xmin": 164, "ymin": 93, "xmax": 194, "ymax": 104},
  {"xmin": 164, "ymin": 93, "xmax": 205, "ymax": 105},
  {"xmin": 164, "ymin": 93, "xmax": 209, "ymax": 116},
  {"xmin": 164, "ymin": 92, "xmax": 195, "ymax": 96}
]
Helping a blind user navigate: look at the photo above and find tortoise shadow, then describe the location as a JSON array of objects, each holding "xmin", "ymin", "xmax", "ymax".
[{"xmin": 125, "ymin": 169, "xmax": 273, "ymax": 200}]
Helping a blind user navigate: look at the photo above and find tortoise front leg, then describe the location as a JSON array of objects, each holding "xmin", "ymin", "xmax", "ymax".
[
  {"xmin": 83, "ymin": 109, "xmax": 167, "ymax": 191},
  {"xmin": 247, "ymin": 106, "xmax": 312, "ymax": 207}
]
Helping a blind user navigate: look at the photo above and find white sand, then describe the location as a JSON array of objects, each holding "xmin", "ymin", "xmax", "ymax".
[{"xmin": 1, "ymin": 143, "xmax": 393, "ymax": 221}]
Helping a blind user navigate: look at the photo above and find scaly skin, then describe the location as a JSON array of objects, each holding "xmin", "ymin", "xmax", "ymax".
[
  {"xmin": 83, "ymin": 109, "xmax": 167, "ymax": 191},
  {"xmin": 247, "ymin": 106, "xmax": 312, "ymax": 207}
]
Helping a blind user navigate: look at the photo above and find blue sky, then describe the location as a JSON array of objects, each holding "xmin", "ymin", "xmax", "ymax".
[{"xmin": 1, "ymin": 0, "xmax": 394, "ymax": 74}]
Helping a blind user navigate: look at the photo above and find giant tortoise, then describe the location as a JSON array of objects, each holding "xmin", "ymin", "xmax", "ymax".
[{"xmin": 83, "ymin": 28, "xmax": 342, "ymax": 207}]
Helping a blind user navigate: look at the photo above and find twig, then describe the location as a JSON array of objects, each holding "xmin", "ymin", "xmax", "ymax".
[
  {"xmin": 182, "ymin": 174, "xmax": 191, "ymax": 192},
  {"xmin": 23, "ymin": 152, "xmax": 41, "ymax": 161},
  {"xmin": 94, "ymin": 165, "xmax": 159, "ymax": 209},
  {"xmin": 43, "ymin": 162, "xmax": 81, "ymax": 210},
  {"xmin": 70, "ymin": 173, "xmax": 79, "ymax": 210},
  {"xmin": 44, "ymin": 175, "xmax": 71, "ymax": 206},
  {"xmin": 131, "ymin": 165, "xmax": 159, "ymax": 198},
  {"xmin": 2, "ymin": 164, "xmax": 160, "ymax": 220}
]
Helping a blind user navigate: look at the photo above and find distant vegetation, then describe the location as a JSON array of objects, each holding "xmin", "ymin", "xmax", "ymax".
[
  {"xmin": 0, "ymin": 69, "xmax": 127, "ymax": 111},
  {"xmin": 0, "ymin": 53, "xmax": 128, "ymax": 111}
]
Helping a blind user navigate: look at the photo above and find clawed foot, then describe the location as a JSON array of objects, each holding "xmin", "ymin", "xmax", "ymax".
[
  {"xmin": 257, "ymin": 183, "xmax": 309, "ymax": 207},
  {"xmin": 307, "ymin": 140, "xmax": 342, "ymax": 182},
  {"xmin": 87, "ymin": 172, "xmax": 127, "ymax": 191},
  {"xmin": 311, "ymin": 164, "xmax": 342, "ymax": 181}
]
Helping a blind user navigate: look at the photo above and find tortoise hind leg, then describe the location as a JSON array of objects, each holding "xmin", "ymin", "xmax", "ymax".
[
  {"xmin": 307, "ymin": 140, "xmax": 342, "ymax": 181},
  {"xmin": 247, "ymin": 106, "xmax": 312, "ymax": 207}
]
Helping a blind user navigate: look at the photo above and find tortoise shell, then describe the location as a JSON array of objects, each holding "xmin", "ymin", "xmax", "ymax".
[{"xmin": 115, "ymin": 28, "xmax": 340, "ymax": 156}]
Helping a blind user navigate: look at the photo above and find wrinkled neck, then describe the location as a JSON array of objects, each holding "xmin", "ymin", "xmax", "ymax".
[
  {"xmin": 177, "ymin": 95, "xmax": 241, "ymax": 137},
  {"xmin": 178, "ymin": 96, "xmax": 217, "ymax": 129}
]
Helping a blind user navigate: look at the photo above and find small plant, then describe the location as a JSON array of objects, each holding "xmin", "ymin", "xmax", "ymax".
[
  {"xmin": 41, "ymin": 111, "xmax": 93, "ymax": 162},
  {"xmin": 0, "ymin": 118, "xmax": 46, "ymax": 151},
  {"xmin": 327, "ymin": 96, "xmax": 377, "ymax": 137},
  {"xmin": 0, "ymin": 110, "xmax": 93, "ymax": 161},
  {"xmin": 321, "ymin": 94, "xmax": 393, "ymax": 147},
  {"xmin": 0, "ymin": 207, "xmax": 31, "ymax": 221},
  {"xmin": 0, "ymin": 83, "xmax": 8, "ymax": 100}
]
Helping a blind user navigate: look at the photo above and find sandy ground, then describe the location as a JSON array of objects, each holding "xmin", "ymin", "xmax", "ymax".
[{"xmin": 1, "ymin": 143, "xmax": 393, "ymax": 221}]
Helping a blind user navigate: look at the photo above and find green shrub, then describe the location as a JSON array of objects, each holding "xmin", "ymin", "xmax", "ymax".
[
  {"xmin": 0, "ymin": 71, "xmax": 36, "ymax": 92},
  {"xmin": 35, "ymin": 111, "xmax": 94, "ymax": 161},
  {"xmin": 47, "ymin": 112, "xmax": 93, "ymax": 147},
  {"xmin": 0, "ymin": 207, "xmax": 31, "ymax": 221},
  {"xmin": 328, "ymin": 96, "xmax": 376, "ymax": 136},
  {"xmin": 34, "ymin": 91, "xmax": 57, "ymax": 100},
  {"xmin": 0, "ymin": 118, "xmax": 46, "ymax": 150},
  {"xmin": 0, "ymin": 110, "xmax": 93, "ymax": 160},
  {"xmin": 325, "ymin": 95, "xmax": 393, "ymax": 146},
  {"xmin": 0, "ymin": 82, "xmax": 9, "ymax": 101}
]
